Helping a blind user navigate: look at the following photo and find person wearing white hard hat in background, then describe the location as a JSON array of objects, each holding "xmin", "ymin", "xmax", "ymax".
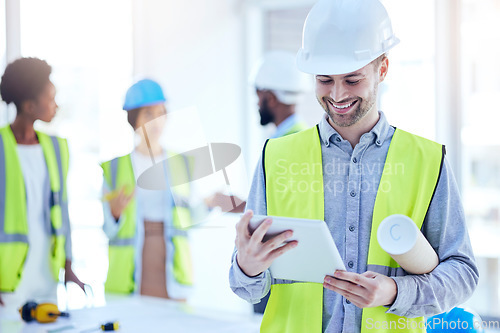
[
  {"xmin": 101, "ymin": 79, "xmax": 196, "ymax": 301},
  {"xmin": 205, "ymin": 50, "xmax": 309, "ymax": 214},
  {"xmin": 0, "ymin": 58, "xmax": 84, "ymax": 311},
  {"xmin": 230, "ymin": 0, "xmax": 478, "ymax": 332}
]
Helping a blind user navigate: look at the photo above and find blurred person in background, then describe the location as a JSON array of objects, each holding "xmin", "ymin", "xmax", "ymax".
[
  {"xmin": 0, "ymin": 57, "xmax": 84, "ymax": 311},
  {"xmin": 101, "ymin": 79, "xmax": 197, "ymax": 301},
  {"xmin": 252, "ymin": 50, "xmax": 310, "ymax": 139}
]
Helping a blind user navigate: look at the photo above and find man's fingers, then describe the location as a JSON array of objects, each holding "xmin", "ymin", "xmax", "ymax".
[
  {"xmin": 332, "ymin": 270, "xmax": 372, "ymax": 288},
  {"xmin": 235, "ymin": 210, "xmax": 253, "ymax": 238},
  {"xmin": 267, "ymin": 240, "xmax": 298, "ymax": 261},
  {"xmin": 324, "ymin": 276, "xmax": 368, "ymax": 299},
  {"xmin": 361, "ymin": 271, "xmax": 378, "ymax": 279},
  {"xmin": 323, "ymin": 282, "xmax": 365, "ymax": 307},
  {"xmin": 263, "ymin": 230, "xmax": 294, "ymax": 251},
  {"xmin": 249, "ymin": 218, "xmax": 273, "ymax": 246}
]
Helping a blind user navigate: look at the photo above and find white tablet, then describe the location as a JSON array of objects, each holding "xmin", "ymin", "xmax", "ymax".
[{"xmin": 248, "ymin": 215, "xmax": 346, "ymax": 283}]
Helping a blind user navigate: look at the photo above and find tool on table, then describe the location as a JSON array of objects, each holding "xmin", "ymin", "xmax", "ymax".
[
  {"xmin": 19, "ymin": 301, "xmax": 70, "ymax": 323},
  {"xmin": 80, "ymin": 321, "xmax": 120, "ymax": 332}
]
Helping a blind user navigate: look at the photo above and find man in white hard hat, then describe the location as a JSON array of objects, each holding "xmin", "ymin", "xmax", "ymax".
[{"xmin": 229, "ymin": 0, "xmax": 478, "ymax": 332}]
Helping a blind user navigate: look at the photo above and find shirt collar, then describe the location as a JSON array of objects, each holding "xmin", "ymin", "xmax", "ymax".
[
  {"xmin": 272, "ymin": 114, "xmax": 299, "ymax": 139},
  {"xmin": 318, "ymin": 111, "xmax": 391, "ymax": 147}
]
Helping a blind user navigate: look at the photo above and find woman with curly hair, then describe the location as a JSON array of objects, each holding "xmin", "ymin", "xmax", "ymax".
[{"xmin": 0, "ymin": 57, "xmax": 83, "ymax": 310}]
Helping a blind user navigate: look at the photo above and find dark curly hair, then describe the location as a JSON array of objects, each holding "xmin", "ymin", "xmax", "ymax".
[{"xmin": 0, "ymin": 57, "xmax": 52, "ymax": 109}]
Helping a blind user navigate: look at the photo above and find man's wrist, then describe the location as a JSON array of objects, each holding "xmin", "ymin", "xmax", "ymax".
[
  {"xmin": 236, "ymin": 254, "xmax": 262, "ymax": 278},
  {"xmin": 384, "ymin": 277, "xmax": 398, "ymax": 306}
]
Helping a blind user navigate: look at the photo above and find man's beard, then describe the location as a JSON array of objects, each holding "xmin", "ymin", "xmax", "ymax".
[{"xmin": 259, "ymin": 98, "xmax": 274, "ymax": 126}]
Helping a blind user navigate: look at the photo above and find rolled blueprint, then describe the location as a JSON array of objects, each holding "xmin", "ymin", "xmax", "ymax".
[{"xmin": 377, "ymin": 214, "xmax": 439, "ymax": 274}]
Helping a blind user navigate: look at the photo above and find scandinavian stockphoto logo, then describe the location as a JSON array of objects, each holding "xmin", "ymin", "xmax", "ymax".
[{"xmin": 273, "ymin": 158, "xmax": 404, "ymax": 195}]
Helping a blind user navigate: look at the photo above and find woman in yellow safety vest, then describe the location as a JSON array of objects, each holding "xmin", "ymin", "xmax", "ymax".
[
  {"xmin": 101, "ymin": 79, "xmax": 195, "ymax": 300},
  {"xmin": 0, "ymin": 57, "xmax": 84, "ymax": 311}
]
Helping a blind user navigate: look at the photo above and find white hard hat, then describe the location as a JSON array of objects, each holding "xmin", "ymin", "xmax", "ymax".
[
  {"xmin": 250, "ymin": 50, "xmax": 310, "ymax": 104},
  {"xmin": 296, "ymin": 0, "xmax": 399, "ymax": 75}
]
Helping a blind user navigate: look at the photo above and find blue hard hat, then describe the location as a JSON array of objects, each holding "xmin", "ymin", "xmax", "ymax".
[
  {"xmin": 123, "ymin": 79, "xmax": 167, "ymax": 111},
  {"xmin": 427, "ymin": 307, "xmax": 484, "ymax": 332}
]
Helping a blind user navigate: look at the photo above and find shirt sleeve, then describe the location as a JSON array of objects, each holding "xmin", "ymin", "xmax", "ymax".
[
  {"xmin": 229, "ymin": 156, "xmax": 272, "ymax": 304},
  {"xmin": 387, "ymin": 157, "xmax": 479, "ymax": 317}
]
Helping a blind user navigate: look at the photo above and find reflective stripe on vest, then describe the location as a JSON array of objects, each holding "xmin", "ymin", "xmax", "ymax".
[
  {"xmin": 262, "ymin": 125, "xmax": 443, "ymax": 333},
  {"xmin": 102, "ymin": 152, "xmax": 194, "ymax": 294},
  {"xmin": 0, "ymin": 126, "xmax": 68, "ymax": 292},
  {"xmin": 39, "ymin": 132, "xmax": 68, "ymax": 283},
  {"xmin": 0, "ymin": 133, "xmax": 28, "ymax": 243}
]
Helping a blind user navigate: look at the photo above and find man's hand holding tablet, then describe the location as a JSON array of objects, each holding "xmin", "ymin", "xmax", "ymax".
[
  {"xmin": 235, "ymin": 210, "xmax": 298, "ymax": 277},
  {"xmin": 236, "ymin": 211, "xmax": 346, "ymax": 283}
]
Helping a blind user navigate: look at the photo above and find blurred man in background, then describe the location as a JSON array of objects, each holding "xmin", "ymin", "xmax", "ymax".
[{"xmin": 252, "ymin": 50, "xmax": 309, "ymax": 139}]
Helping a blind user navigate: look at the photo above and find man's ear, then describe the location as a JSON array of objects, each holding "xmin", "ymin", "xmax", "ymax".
[{"xmin": 379, "ymin": 57, "xmax": 389, "ymax": 83}]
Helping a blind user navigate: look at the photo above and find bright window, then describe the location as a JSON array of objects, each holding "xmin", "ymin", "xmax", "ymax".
[
  {"xmin": 380, "ymin": 0, "xmax": 436, "ymax": 139},
  {"xmin": 461, "ymin": 0, "xmax": 500, "ymax": 318}
]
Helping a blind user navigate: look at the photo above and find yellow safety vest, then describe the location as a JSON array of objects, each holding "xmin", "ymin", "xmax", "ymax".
[
  {"xmin": 0, "ymin": 125, "xmax": 68, "ymax": 292},
  {"xmin": 261, "ymin": 126, "xmax": 443, "ymax": 333},
  {"xmin": 101, "ymin": 153, "xmax": 194, "ymax": 294}
]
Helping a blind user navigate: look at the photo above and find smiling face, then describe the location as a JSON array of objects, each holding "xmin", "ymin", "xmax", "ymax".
[{"xmin": 315, "ymin": 56, "xmax": 388, "ymax": 129}]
